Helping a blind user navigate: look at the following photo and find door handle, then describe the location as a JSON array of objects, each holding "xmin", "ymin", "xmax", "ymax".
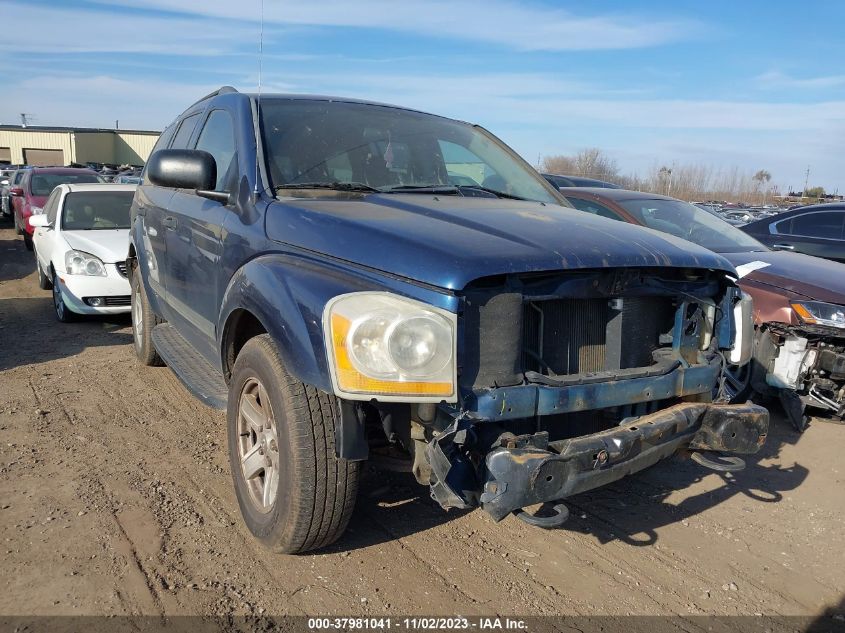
[
  {"xmin": 772, "ymin": 243, "xmax": 794, "ymax": 251},
  {"xmin": 163, "ymin": 216, "xmax": 177, "ymax": 230}
]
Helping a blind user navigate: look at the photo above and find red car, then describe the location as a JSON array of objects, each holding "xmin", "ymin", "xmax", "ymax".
[{"xmin": 11, "ymin": 167, "xmax": 101, "ymax": 250}]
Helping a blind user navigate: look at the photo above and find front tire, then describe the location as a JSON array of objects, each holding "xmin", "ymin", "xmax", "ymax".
[
  {"xmin": 227, "ymin": 334, "xmax": 360, "ymax": 554},
  {"xmin": 130, "ymin": 270, "xmax": 163, "ymax": 366},
  {"xmin": 51, "ymin": 269, "xmax": 76, "ymax": 323},
  {"xmin": 35, "ymin": 251, "xmax": 52, "ymax": 290}
]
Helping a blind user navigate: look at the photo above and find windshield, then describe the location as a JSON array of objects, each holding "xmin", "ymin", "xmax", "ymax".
[
  {"xmin": 617, "ymin": 198, "xmax": 768, "ymax": 253},
  {"xmin": 31, "ymin": 173, "xmax": 100, "ymax": 196},
  {"xmin": 258, "ymin": 99, "xmax": 560, "ymax": 203},
  {"xmin": 61, "ymin": 191, "xmax": 134, "ymax": 230}
]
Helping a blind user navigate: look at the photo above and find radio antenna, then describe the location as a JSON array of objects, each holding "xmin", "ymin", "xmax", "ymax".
[{"xmin": 254, "ymin": 0, "xmax": 264, "ymax": 195}]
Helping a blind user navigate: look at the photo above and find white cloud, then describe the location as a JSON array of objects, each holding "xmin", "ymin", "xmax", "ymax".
[
  {"xmin": 0, "ymin": 75, "xmax": 220, "ymax": 129},
  {"xmin": 90, "ymin": 0, "xmax": 699, "ymax": 51},
  {"xmin": 0, "ymin": 2, "xmax": 255, "ymax": 55},
  {"xmin": 754, "ymin": 70, "xmax": 845, "ymax": 90}
]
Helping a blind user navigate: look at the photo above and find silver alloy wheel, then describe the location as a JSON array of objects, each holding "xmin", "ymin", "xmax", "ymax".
[
  {"xmin": 237, "ymin": 377, "xmax": 280, "ymax": 513},
  {"xmin": 52, "ymin": 273, "xmax": 65, "ymax": 319},
  {"xmin": 132, "ymin": 287, "xmax": 143, "ymax": 350}
]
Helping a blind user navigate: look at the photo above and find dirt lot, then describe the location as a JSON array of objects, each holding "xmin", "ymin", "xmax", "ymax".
[{"xmin": 1, "ymin": 220, "xmax": 844, "ymax": 622}]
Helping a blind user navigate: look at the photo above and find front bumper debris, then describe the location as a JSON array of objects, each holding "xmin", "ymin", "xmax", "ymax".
[{"xmin": 430, "ymin": 402, "xmax": 768, "ymax": 523}]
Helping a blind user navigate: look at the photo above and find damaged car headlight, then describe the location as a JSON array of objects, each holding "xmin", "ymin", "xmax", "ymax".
[
  {"xmin": 791, "ymin": 301, "xmax": 845, "ymax": 329},
  {"xmin": 65, "ymin": 250, "xmax": 107, "ymax": 276},
  {"xmin": 324, "ymin": 292, "xmax": 457, "ymax": 402}
]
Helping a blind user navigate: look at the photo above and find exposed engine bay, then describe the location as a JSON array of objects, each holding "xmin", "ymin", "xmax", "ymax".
[
  {"xmin": 754, "ymin": 323, "xmax": 845, "ymax": 430},
  {"xmin": 347, "ymin": 267, "xmax": 767, "ymax": 526}
]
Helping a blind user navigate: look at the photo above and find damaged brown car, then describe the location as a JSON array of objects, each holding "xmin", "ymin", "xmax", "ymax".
[{"xmin": 562, "ymin": 188, "xmax": 845, "ymax": 431}]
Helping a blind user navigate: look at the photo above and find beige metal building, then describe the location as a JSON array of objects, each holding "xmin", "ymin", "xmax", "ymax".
[{"xmin": 0, "ymin": 125, "xmax": 160, "ymax": 167}]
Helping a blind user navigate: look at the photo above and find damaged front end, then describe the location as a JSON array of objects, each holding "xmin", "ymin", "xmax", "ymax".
[
  {"xmin": 753, "ymin": 321, "xmax": 845, "ymax": 431},
  {"xmin": 356, "ymin": 267, "xmax": 768, "ymax": 526}
]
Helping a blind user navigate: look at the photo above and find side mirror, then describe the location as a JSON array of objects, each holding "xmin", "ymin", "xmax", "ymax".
[
  {"xmin": 29, "ymin": 214, "xmax": 50, "ymax": 228},
  {"xmin": 146, "ymin": 149, "xmax": 217, "ymax": 191},
  {"xmin": 0, "ymin": 179, "xmax": 8, "ymax": 186},
  {"xmin": 10, "ymin": 187, "xmax": 23, "ymax": 196}
]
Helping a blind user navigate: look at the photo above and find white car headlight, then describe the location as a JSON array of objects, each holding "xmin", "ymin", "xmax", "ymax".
[
  {"xmin": 324, "ymin": 292, "xmax": 457, "ymax": 402},
  {"xmin": 65, "ymin": 250, "xmax": 107, "ymax": 276},
  {"xmin": 791, "ymin": 301, "xmax": 845, "ymax": 329}
]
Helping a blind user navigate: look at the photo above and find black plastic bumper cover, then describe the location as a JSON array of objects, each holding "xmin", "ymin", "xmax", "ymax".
[{"xmin": 478, "ymin": 402, "xmax": 768, "ymax": 522}]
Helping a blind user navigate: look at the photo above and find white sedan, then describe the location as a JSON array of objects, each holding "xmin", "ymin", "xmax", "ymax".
[{"xmin": 30, "ymin": 183, "xmax": 136, "ymax": 322}]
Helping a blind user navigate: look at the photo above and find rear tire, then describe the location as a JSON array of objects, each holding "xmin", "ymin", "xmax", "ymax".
[
  {"xmin": 23, "ymin": 232, "xmax": 33, "ymax": 251},
  {"xmin": 227, "ymin": 334, "xmax": 360, "ymax": 554},
  {"xmin": 14, "ymin": 214, "xmax": 23, "ymax": 235},
  {"xmin": 131, "ymin": 270, "xmax": 163, "ymax": 366}
]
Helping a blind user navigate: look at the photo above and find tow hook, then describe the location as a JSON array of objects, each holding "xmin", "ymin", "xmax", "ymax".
[
  {"xmin": 513, "ymin": 502, "xmax": 570, "ymax": 528},
  {"xmin": 690, "ymin": 451, "xmax": 746, "ymax": 472}
]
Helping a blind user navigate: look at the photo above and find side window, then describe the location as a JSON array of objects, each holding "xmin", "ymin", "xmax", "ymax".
[
  {"xmin": 567, "ymin": 197, "xmax": 622, "ymax": 221},
  {"xmin": 169, "ymin": 113, "xmax": 201, "ymax": 150},
  {"xmin": 781, "ymin": 211, "xmax": 845, "ymax": 239},
  {"xmin": 194, "ymin": 110, "xmax": 236, "ymax": 191},
  {"xmin": 44, "ymin": 190, "xmax": 61, "ymax": 224}
]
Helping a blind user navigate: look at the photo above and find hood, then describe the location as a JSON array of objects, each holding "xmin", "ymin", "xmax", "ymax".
[
  {"xmin": 266, "ymin": 194, "xmax": 735, "ymax": 289},
  {"xmin": 63, "ymin": 229, "xmax": 130, "ymax": 264},
  {"xmin": 723, "ymin": 250, "xmax": 845, "ymax": 304}
]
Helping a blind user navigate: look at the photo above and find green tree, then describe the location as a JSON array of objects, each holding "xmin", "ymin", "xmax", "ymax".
[{"xmin": 805, "ymin": 186, "xmax": 825, "ymax": 198}]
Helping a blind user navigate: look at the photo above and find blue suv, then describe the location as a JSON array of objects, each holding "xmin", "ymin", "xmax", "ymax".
[{"xmin": 128, "ymin": 86, "xmax": 768, "ymax": 553}]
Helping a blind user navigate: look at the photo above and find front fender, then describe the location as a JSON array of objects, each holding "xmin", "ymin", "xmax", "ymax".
[{"xmin": 217, "ymin": 250, "xmax": 458, "ymax": 392}]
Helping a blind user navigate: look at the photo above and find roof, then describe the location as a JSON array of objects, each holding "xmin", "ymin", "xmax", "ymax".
[
  {"xmin": 61, "ymin": 183, "xmax": 138, "ymax": 193},
  {"xmin": 559, "ymin": 187, "xmax": 674, "ymax": 201},
  {"xmin": 0, "ymin": 125, "xmax": 160, "ymax": 135}
]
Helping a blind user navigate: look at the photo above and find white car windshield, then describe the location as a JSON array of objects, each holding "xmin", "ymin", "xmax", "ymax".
[{"xmin": 62, "ymin": 191, "xmax": 134, "ymax": 230}]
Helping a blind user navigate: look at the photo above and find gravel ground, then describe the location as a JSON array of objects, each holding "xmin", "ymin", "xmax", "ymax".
[{"xmin": 1, "ymin": 220, "xmax": 843, "ymax": 623}]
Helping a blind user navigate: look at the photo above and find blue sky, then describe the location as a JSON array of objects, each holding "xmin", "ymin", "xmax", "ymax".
[{"xmin": 1, "ymin": 0, "xmax": 843, "ymax": 192}]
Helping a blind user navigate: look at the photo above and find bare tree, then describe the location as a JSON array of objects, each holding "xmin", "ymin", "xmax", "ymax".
[{"xmin": 753, "ymin": 169, "xmax": 772, "ymax": 204}]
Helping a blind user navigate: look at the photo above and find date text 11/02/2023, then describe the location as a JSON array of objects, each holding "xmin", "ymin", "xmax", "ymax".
[{"xmin": 307, "ymin": 617, "xmax": 528, "ymax": 630}]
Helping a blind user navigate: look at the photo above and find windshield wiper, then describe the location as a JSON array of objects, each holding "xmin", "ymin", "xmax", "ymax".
[
  {"xmin": 382, "ymin": 183, "xmax": 527, "ymax": 200},
  {"xmin": 381, "ymin": 184, "xmax": 461, "ymax": 194},
  {"xmin": 275, "ymin": 181, "xmax": 380, "ymax": 193},
  {"xmin": 456, "ymin": 185, "xmax": 526, "ymax": 201}
]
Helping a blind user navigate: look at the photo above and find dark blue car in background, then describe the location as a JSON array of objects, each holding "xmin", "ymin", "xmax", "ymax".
[{"xmin": 128, "ymin": 86, "xmax": 768, "ymax": 553}]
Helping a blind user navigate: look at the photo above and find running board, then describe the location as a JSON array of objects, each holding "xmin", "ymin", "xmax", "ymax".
[{"xmin": 151, "ymin": 324, "xmax": 228, "ymax": 410}]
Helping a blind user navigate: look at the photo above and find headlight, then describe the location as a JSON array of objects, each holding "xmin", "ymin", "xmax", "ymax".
[
  {"xmin": 30, "ymin": 206, "xmax": 43, "ymax": 215},
  {"xmin": 791, "ymin": 301, "xmax": 845, "ymax": 329},
  {"xmin": 324, "ymin": 292, "xmax": 457, "ymax": 402},
  {"xmin": 65, "ymin": 250, "xmax": 106, "ymax": 276}
]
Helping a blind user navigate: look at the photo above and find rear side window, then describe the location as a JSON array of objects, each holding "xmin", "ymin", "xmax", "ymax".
[
  {"xmin": 776, "ymin": 211, "xmax": 845, "ymax": 239},
  {"xmin": 170, "ymin": 113, "xmax": 201, "ymax": 150},
  {"xmin": 194, "ymin": 110, "xmax": 236, "ymax": 191}
]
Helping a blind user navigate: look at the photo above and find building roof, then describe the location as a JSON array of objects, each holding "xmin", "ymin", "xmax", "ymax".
[{"xmin": 0, "ymin": 125, "xmax": 160, "ymax": 135}]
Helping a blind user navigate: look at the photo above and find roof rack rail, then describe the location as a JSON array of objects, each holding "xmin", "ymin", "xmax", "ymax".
[{"xmin": 189, "ymin": 85, "xmax": 238, "ymax": 108}]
